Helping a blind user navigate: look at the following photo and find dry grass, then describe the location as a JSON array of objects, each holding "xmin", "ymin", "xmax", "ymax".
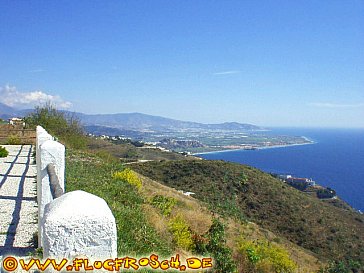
[
  {"xmin": 142, "ymin": 203, "xmax": 173, "ymax": 243},
  {"xmin": 136, "ymin": 172, "xmax": 324, "ymax": 272},
  {"xmin": 139, "ymin": 174, "xmax": 213, "ymax": 266},
  {"xmin": 132, "ymin": 160, "xmax": 364, "ymax": 266},
  {"xmin": 138, "ymin": 173, "xmax": 213, "ymax": 236},
  {"xmin": 224, "ymin": 219, "xmax": 325, "ymax": 272}
]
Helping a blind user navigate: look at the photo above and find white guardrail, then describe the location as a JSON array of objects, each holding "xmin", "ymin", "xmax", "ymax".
[{"xmin": 36, "ymin": 126, "xmax": 117, "ymax": 260}]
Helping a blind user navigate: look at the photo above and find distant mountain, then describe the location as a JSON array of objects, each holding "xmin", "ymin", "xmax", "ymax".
[
  {"xmin": 0, "ymin": 103, "xmax": 33, "ymax": 120},
  {"xmin": 76, "ymin": 112, "xmax": 261, "ymax": 132},
  {"xmin": 203, "ymin": 122, "xmax": 261, "ymax": 131},
  {"xmin": 0, "ymin": 104, "xmax": 262, "ymax": 132},
  {"xmin": 77, "ymin": 112, "xmax": 199, "ymax": 131},
  {"xmin": 0, "ymin": 102, "xmax": 20, "ymax": 119}
]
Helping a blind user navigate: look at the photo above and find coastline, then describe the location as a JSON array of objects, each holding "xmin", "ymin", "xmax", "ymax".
[{"xmin": 193, "ymin": 139, "xmax": 315, "ymax": 156}]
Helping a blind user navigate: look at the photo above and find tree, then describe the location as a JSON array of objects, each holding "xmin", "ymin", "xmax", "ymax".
[{"xmin": 25, "ymin": 103, "xmax": 86, "ymax": 149}]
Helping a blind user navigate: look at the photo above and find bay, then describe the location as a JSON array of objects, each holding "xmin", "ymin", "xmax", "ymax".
[{"xmin": 197, "ymin": 128, "xmax": 364, "ymax": 212}]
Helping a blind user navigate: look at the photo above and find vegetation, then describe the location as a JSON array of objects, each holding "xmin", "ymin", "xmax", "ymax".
[
  {"xmin": 239, "ymin": 238, "xmax": 297, "ymax": 272},
  {"xmin": 150, "ymin": 195, "xmax": 177, "ymax": 216},
  {"xmin": 87, "ymin": 136, "xmax": 192, "ymax": 162},
  {"xmin": 6, "ymin": 134, "xmax": 21, "ymax": 145},
  {"xmin": 109, "ymin": 137, "xmax": 145, "ymax": 147},
  {"xmin": 31, "ymin": 105, "xmax": 363, "ymax": 271},
  {"xmin": 317, "ymin": 187, "xmax": 336, "ymax": 199},
  {"xmin": 197, "ymin": 218, "xmax": 237, "ymax": 273},
  {"xmin": 131, "ymin": 160, "xmax": 364, "ymax": 267},
  {"xmin": 168, "ymin": 215, "xmax": 195, "ymax": 251},
  {"xmin": 0, "ymin": 145, "xmax": 9, "ymax": 157},
  {"xmin": 66, "ymin": 149, "xmax": 171, "ymax": 256},
  {"xmin": 112, "ymin": 168, "xmax": 142, "ymax": 190},
  {"xmin": 25, "ymin": 104, "xmax": 194, "ymax": 161},
  {"xmin": 25, "ymin": 103, "xmax": 87, "ymax": 149},
  {"xmin": 319, "ymin": 260, "xmax": 362, "ymax": 273},
  {"xmin": 286, "ymin": 181, "xmax": 309, "ymax": 191}
]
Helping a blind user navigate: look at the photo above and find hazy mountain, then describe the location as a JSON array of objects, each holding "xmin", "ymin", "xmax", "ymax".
[
  {"xmin": 0, "ymin": 104, "xmax": 261, "ymax": 132},
  {"xmin": 77, "ymin": 112, "xmax": 261, "ymax": 132},
  {"xmin": 0, "ymin": 102, "xmax": 20, "ymax": 119}
]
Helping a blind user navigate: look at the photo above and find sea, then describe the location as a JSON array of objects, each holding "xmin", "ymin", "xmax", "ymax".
[{"xmin": 197, "ymin": 128, "xmax": 364, "ymax": 212}]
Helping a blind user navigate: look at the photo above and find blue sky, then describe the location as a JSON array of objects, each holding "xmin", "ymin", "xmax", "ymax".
[{"xmin": 1, "ymin": 0, "xmax": 363, "ymax": 127}]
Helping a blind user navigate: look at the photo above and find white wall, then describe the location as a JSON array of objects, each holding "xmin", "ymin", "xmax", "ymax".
[{"xmin": 36, "ymin": 126, "xmax": 117, "ymax": 259}]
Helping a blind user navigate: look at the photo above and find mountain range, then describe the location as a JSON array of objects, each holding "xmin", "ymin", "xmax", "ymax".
[{"xmin": 0, "ymin": 102, "xmax": 261, "ymax": 133}]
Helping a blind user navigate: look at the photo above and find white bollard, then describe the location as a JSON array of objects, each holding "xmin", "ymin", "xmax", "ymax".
[
  {"xmin": 41, "ymin": 191, "xmax": 117, "ymax": 260},
  {"xmin": 38, "ymin": 139, "xmax": 65, "ymax": 247},
  {"xmin": 36, "ymin": 126, "xmax": 53, "ymax": 204}
]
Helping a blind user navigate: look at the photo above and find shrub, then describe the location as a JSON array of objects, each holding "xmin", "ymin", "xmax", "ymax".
[
  {"xmin": 112, "ymin": 168, "xmax": 142, "ymax": 190},
  {"xmin": 24, "ymin": 103, "xmax": 87, "ymax": 149},
  {"xmin": 201, "ymin": 218, "xmax": 237, "ymax": 273},
  {"xmin": 151, "ymin": 195, "xmax": 177, "ymax": 216},
  {"xmin": 319, "ymin": 260, "xmax": 362, "ymax": 273},
  {"xmin": 317, "ymin": 188, "xmax": 336, "ymax": 199},
  {"xmin": 6, "ymin": 135, "xmax": 21, "ymax": 145},
  {"xmin": 168, "ymin": 215, "xmax": 195, "ymax": 251},
  {"xmin": 66, "ymin": 149, "xmax": 171, "ymax": 256},
  {"xmin": 239, "ymin": 239, "xmax": 297, "ymax": 273},
  {"xmin": 0, "ymin": 146, "xmax": 9, "ymax": 157}
]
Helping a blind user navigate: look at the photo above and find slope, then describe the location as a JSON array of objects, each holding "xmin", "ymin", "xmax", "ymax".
[
  {"xmin": 66, "ymin": 148, "xmax": 324, "ymax": 272},
  {"xmin": 131, "ymin": 160, "xmax": 364, "ymax": 266}
]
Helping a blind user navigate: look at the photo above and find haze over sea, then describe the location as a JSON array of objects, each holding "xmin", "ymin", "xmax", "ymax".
[{"xmin": 198, "ymin": 128, "xmax": 364, "ymax": 212}]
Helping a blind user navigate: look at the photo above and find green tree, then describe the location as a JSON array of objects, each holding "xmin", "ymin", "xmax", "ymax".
[{"xmin": 25, "ymin": 103, "xmax": 86, "ymax": 149}]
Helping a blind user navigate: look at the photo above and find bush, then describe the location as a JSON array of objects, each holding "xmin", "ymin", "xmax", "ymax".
[
  {"xmin": 319, "ymin": 260, "xmax": 362, "ymax": 273},
  {"xmin": 151, "ymin": 195, "xmax": 177, "ymax": 216},
  {"xmin": 200, "ymin": 218, "xmax": 237, "ymax": 273},
  {"xmin": 66, "ymin": 149, "xmax": 171, "ymax": 256},
  {"xmin": 168, "ymin": 215, "xmax": 195, "ymax": 251},
  {"xmin": 239, "ymin": 238, "xmax": 297, "ymax": 273},
  {"xmin": 24, "ymin": 103, "xmax": 86, "ymax": 149},
  {"xmin": 6, "ymin": 135, "xmax": 21, "ymax": 145},
  {"xmin": 317, "ymin": 188, "xmax": 336, "ymax": 199},
  {"xmin": 0, "ymin": 146, "xmax": 9, "ymax": 157},
  {"xmin": 112, "ymin": 168, "xmax": 142, "ymax": 190}
]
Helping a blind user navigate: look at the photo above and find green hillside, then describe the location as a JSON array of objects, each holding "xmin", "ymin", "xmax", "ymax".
[
  {"xmin": 131, "ymin": 160, "xmax": 364, "ymax": 267},
  {"xmin": 66, "ymin": 149, "xmax": 327, "ymax": 272},
  {"xmin": 29, "ymin": 106, "xmax": 363, "ymax": 272}
]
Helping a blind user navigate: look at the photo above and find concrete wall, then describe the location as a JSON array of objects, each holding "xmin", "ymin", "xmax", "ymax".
[{"xmin": 36, "ymin": 126, "xmax": 117, "ymax": 260}]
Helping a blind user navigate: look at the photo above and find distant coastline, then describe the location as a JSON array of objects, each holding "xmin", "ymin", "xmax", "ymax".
[
  {"xmin": 196, "ymin": 128, "xmax": 364, "ymax": 212},
  {"xmin": 193, "ymin": 137, "xmax": 315, "ymax": 156}
]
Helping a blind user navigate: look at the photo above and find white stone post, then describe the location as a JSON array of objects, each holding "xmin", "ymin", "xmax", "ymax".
[
  {"xmin": 36, "ymin": 126, "xmax": 53, "ymax": 204},
  {"xmin": 42, "ymin": 191, "xmax": 117, "ymax": 260},
  {"xmin": 38, "ymin": 139, "xmax": 65, "ymax": 247}
]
